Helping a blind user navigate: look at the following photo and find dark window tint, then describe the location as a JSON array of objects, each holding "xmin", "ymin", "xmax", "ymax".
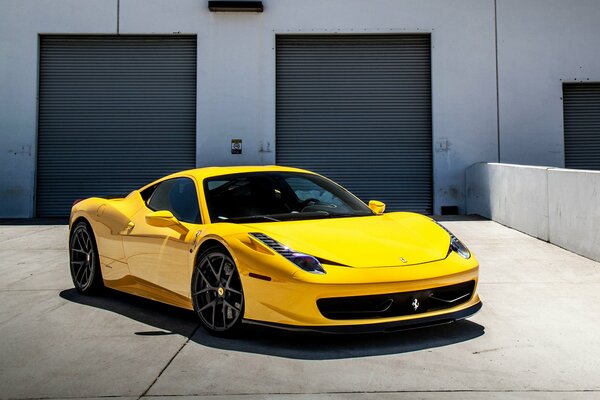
[
  {"xmin": 204, "ymin": 172, "xmax": 372, "ymax": 223},
  {"xmin": 147, "ymin": 178, "xmax": 201, "ymax": 223}
]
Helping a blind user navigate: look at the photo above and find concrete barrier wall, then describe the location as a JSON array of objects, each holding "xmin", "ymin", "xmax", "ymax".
[
  {"xmin": 466, "ymin": 163, "xmax": 549, "ymax": 241},
  {"xmin": 548, "ymin": 169, "xmax": 600, "ymax": 263},
  {"xmin": 466, "ymin": 163, "xmax": 600, "ymax": 262}
]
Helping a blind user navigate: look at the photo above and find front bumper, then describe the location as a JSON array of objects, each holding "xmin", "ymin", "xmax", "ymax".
[
  {"xmin": 241, "ymin": 264, "xmax": 480, "ymax": 329},
  {"xmin": 230, "ymin": 236, "xmax": 481, "ymax": 330},
  {"xmin": 244, "ymin": 300, "xmax": 482, "ymax": 334}
]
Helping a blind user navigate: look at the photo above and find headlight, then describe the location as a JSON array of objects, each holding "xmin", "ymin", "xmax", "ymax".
[
  {"xmin": 434, "ymin": 221, "xmax": 471, "ymax": 259},
  {"xmin": 287, "ymin": 253, "xmax": 325, "ymax": 274},
  {"xmin": 249, "ymin": 233, "xmax": 326, "ymax": 274},
  {"xmin": 449, "ymin": 235, "xmax": 471, "ymax": 259}
]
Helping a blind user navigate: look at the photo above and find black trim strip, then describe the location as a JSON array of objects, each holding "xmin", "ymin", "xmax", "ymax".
[
  {"xmin": 249, "ymin": 272, "xmax": 272, "ymax": 281},
  {"xmin": 208, "ymin": 1, "xmax": 263, "ymax": 12},
  {"xmin": 243, "ymin": 301, "xmax": 482, "ymax": 334}
]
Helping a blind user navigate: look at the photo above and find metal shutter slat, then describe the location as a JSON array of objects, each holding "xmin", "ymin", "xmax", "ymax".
[
  {"xmin": 276, "ymin": 34, "xmax": 432, "ymax": 213},
  {"xmin": 37, "ymin": 35, "xmax": 197, "ymax": 217},
  {"xmin": 563, "ymin": 83, "xmax": 600, "ymax": 170}
]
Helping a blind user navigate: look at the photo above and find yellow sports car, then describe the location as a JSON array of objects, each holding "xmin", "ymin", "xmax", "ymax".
[{"xmin": 69, "ymin": 166, "xmax": 481, "ymax": 335}]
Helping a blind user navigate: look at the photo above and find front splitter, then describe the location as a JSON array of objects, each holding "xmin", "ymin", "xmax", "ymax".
[{"xmin": 243, "ymin": 300, "xmax": 482, "ymax": 334}]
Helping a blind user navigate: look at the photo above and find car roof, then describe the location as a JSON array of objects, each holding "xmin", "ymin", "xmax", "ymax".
[{"xmin": 154, "ymin": 165, "xmax": 315, "ymax": 185}]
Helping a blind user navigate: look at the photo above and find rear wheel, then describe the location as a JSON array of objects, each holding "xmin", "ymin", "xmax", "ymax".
[
  {"xmin": 192, "ymin": 247, "xmax": 244, "ymax": 336},
  {"xmin": 69, "ymin": 221, "xmax": 103, "ymax": 294}
]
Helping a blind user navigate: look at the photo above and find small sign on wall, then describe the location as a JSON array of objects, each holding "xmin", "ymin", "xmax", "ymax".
[{"xmin": 231, "ymin": 139, "xmax": 242, "ymax": 154}]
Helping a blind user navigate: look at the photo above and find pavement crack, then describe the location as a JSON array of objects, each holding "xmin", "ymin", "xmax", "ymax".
[
  {"xmin": 139, "ymin": 389, "xmax": 600, "ymax": 397},
  {"xmin": 137, "ymin": 323, "xmax": 201, "ymax": 399}
]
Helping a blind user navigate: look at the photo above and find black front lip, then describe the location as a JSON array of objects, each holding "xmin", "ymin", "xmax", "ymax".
[{"xmin": 243, "ymin": 300, "xmax": 482, "ymax": 334}]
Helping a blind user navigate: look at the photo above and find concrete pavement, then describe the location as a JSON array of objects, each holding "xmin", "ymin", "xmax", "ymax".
[{"xmin": 0, "ymin": 219, "xmax": 599, "ymax": 399}]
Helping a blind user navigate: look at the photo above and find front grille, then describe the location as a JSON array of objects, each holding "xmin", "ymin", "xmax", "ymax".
[{"xmin": 317, "ymin": 281, "xmax": 476, "ymax": 320}]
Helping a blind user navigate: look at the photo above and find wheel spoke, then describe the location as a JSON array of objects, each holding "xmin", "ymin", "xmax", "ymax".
[
  {"xmin": 224, "ymin": 264, "xmax": 234, "ymax": 287},
  {"xmin": 226, "ymin": 287, "xmax": 242, "ymax": 296},
  {"xmin": 85, "ymin": 235, "xmax": 93, "ymax": 253},
  {"xmin": 199, "ymin": 298, "xmax": 216, "ymax": 313},
  {"xmin": 80, "ymin": 266, "xmax": 89, "ymax": 286},
  {"xmin": 192, "ymin": 287, "xmax": 213, "ymax": 296},
  {"xmin": 77, "ymin": 230, "xmax": 88, "ymax": 252},
  {"xmin": 211, "ymin": 299, "xmax": 217, "ymax": 328},
  {"xmin": 74, "ymin": 262, "xmax": 86, "ymax": 283},
  {"xmin": 217, "ymin": 256, "xmax": 225, "ymax": 282},
  {"xmin": 87, "ymin": 260, "xmax": 94, "ymax": 275},
  {"xmin": 83, "ymin": 232, "xmax": 91, "ymax": 253},
  {"xmin": 224, "ymin": 299, "xmax": 240, "ymax": 312},
  {"xmin": 71, "ymin": 248, "xmax": 87, "ymax": 255},
  {"xmin": 205, "ymin": 257, "xmax": 219, "ymax": 280},
  {"xmin": 73, "ymin": 232, "xmax": 84, "ymax": 253},
  {"xmin": 197, "ymin": 268, "xmax": 214, "ymax": 289}
]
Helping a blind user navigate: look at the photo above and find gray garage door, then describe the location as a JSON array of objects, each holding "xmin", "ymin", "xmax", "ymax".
[
  {"xmin": 563, "ymin": 83, "xmax": 600, "ymax": 170},
  {"xmin": 276, "ymin": 34, "xmax": 432, "ymax": 213},
  {"xmin": 37, "ymin": 35, "xmax": 197, "ymax": 217}
]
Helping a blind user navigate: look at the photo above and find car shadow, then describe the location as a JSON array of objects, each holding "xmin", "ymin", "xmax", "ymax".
[{"xmin": 60, "ymin": 288, "xmax": 484, "ymax": 360}]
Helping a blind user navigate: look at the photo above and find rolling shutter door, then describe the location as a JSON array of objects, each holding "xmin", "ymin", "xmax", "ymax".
[
  {"xmin": 276, "ymin": 34, "xmax": 432, "ymax": 213},
  {"xmin": 37, "ymin": 35, "xmax": 197, "ymax": 217},
  {"xmin": 563, "ymin": 83, "xmax": 600, "ymax": 170}
]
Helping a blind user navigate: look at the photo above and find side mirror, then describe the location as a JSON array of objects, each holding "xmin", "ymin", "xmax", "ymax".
[
  {"xmin": 368, "ymin": 200, "xmax": 386, "ymax": 215},
  {"xmin": 145, "ymin": 210, "xmax": 189, "ymax": 235}
]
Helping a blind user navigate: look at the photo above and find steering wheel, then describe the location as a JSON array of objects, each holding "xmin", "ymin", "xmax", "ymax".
[{"xmin": 300, "ymin": 198, "xmax": 320, "ymax": 208}]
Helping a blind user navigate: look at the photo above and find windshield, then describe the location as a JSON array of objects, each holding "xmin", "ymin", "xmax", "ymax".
[{"xmin": 204, "ymin": 172, "xmax": 373, "ymax": 223}]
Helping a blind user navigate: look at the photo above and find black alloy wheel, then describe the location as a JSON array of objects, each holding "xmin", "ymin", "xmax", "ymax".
[
  {"xmin": 69, "ymin": 221, "xmax": 103, "ymax": 294},
  {"xmin": 192, "ymin": 247, "xmax": 245, "ymax": 335}
]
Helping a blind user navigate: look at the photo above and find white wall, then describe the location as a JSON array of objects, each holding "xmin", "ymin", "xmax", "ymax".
[
  {"xmin": 466, "ymin": 163, "xmax": 600, "ymax": 263},
  {"xmin": 122, "ymin": 0, "xmax": 500, "ymax": 214},
  {"xmin": 497, "ymin": 0, "xmax": 600, "ymax": 166},
  {"xmin": 0, "ymin": 0, "xmax": 117, "ymax": 217},
  {"xmin": 0, "ymin": 0, "xmax": 499, "ymax": 217},
  {"xmin": 2, "ymin": 0, "xmax": 600, "ymax": 218}
]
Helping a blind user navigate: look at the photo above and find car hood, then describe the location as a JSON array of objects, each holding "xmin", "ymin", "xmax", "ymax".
[{"xmin": 243, "ymin": 212, "xmax": 450, "ymax": 268}]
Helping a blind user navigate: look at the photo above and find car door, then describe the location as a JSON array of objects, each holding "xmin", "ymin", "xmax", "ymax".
[{"xmin": 122, "ymin": 177, "xmax": 203, "ymax": 301}]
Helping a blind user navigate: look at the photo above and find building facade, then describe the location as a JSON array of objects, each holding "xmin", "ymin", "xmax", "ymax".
[{"xmin": 1, "ymin": 0, "xmax": 599, "ymax": 217}]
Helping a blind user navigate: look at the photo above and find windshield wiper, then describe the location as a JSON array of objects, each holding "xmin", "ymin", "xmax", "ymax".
[
  {"xmin": 327, "ymin": 212, "xmax": 373, "ymax": 218},
  {"xmin": 222, "ymin": 211, "xmax": 332, "ymax": 223},
  {"xmin": 219, "ymin": 215, "xmax": 281, "ymax": 223},
  {"xmin": 220, "ymin": 211, "xmax": 373, "ymax": 223},
  {"xmin": 282, "ymin": 211, "xmax": 330, "ymax": 220}
]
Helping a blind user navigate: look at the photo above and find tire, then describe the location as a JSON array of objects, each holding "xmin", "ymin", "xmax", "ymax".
[
  {"xmin": 69, "ymin": 220, "xmax": 104, "ymax": 294},
  {"xmin": 192, "ymin": 246, "xmax": 245, "ymax": 336}
]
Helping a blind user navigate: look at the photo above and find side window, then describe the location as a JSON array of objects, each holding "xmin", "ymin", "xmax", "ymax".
[{"xmin": 147, "ymin": 178, "xmax": 201, "ymax": 224}]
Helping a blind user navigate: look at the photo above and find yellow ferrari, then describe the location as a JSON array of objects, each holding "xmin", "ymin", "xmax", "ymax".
[{"xmin": 69, "ymin": 166, "xmax": 481, "ymax": 335}]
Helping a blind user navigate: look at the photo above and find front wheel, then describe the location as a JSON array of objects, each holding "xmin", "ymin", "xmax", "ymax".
[
  {"xmin": 192, "ymin": 247, "xmax": 245, "ymax": 336},
  {"xmin": 69, "ymin": 221, "xmax": 104, "ymax": 294}
]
